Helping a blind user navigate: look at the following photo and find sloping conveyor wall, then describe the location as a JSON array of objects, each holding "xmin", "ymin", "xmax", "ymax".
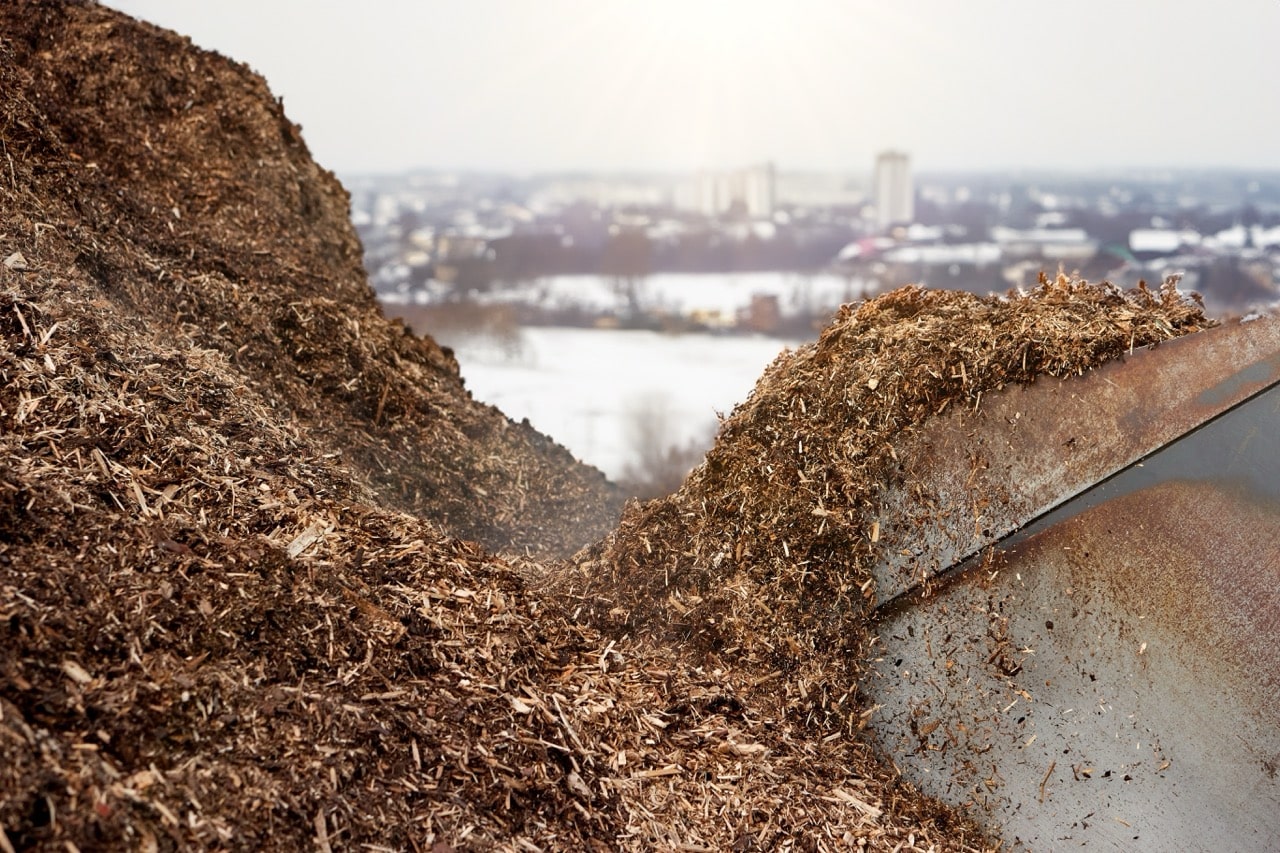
[{"xmin": 863, "ymin": 315, "xmax": 1280, "ymax": 850}]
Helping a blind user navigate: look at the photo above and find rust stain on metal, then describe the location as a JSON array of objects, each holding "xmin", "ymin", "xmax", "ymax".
[
  {"xmin": 872, "ymin": 314, "xmax": 1280, "ymax": 605},
  {"xmin": 865, "ymin": 323, "xmax": 1280, "ymax": 848},
  {"xmin": 868, "ymin": 480, "xmax": 1280, "ymax": 847},
  {"xmin": 1059, "ymin": 482, "xmax": 1280, "ymax": 700}
]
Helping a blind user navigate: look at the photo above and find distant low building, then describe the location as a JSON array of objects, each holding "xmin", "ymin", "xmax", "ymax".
[
  {"xmin": 1129, "ymin": 228, "xmax": 1200, "ymax": 258},
  {"xmin": 991, "ymin": 226, "xmax": 1097, "ymax": 261},
  {"xmin": 883, "ymin": 243, "xmax": 1001, "ymax": 266},
  {"xmin": 741, "ymin": 293, "xmax": 781, "ymax": 333}
]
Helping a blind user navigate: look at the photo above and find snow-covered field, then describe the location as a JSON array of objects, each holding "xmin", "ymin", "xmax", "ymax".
[
  {"xmin": 487, "ymin": 272, "xmax": 864, "ymax": 322},
  {"xmin": 453, "ymin": 327, "xmax": 794, "ymax": 480},
  {"xmin": 385, "ymin": 271, "xmax": 870, "ymax": 324}
]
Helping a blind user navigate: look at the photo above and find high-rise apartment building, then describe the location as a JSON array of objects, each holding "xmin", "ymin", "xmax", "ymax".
[
  {"xmin": 874, "ymin": 151, "xmax": 914, "ymax": 230},
  {"xmin": 740, "ymin": 162, "xmax": 776, "ymax": 219},
  {"xmin": 682, "ymin": 163, "xmax": 776, "ymax": 219}
]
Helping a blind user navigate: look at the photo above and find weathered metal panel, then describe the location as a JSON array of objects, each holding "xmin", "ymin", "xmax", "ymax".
[
  {"xmin": 871, "ymin": 314, "xmax": 1280, "ymax": 606},
  {"xmin": 865, "ymin": 360, "xmax": 1280, "ymax": 849}
]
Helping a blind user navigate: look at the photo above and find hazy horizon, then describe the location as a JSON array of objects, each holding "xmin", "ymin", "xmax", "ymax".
[
  {"xmin": 105, "ymin": 1, "xmax": 1280, "ymax": 176},
  {"xmin": 338, "ymin": 163, "xmax": 1280, "ymax": 181}
]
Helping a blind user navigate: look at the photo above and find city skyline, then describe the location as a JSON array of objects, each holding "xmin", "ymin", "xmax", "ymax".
[{"xmin": 105, "ymin": 1, "xmax": 1280, "ymax": 176}]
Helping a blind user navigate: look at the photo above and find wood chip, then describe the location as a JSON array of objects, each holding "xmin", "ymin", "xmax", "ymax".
[{"xmin": 60, "ymin": 661, "xmax": 93, "ymax": 686}]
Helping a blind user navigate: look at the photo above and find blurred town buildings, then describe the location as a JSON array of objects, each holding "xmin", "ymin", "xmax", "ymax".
[
  {"xmin": 680, "ymin": 163, "xmax": 777, "ymax": 219},
  {"xmin": 351, "ymin": 160, "xmax": 1280, "ymax": 337}
]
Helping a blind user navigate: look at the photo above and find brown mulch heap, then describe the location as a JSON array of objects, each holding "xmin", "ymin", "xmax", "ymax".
[
  {"xmin": 0, "ymin": 0, "xmax": 621, "ymax": 559},
  {"xmin": 0, "ymin": 2, "xmax": 1213, "ymax": 852},
  {"xmin": 560, "ymin": 278, "xmax": 1211, "ymax": 731}
]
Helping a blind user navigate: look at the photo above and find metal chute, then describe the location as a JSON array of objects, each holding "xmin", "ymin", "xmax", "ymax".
[{"xmin": 864, "ymin": 315, "xmax": 1280, "ymax": 848}]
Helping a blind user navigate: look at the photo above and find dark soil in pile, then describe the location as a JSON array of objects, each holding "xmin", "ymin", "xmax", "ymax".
[{"xmin": 0, "ymin": 2, "xmax": 1213, "ymax": 851}]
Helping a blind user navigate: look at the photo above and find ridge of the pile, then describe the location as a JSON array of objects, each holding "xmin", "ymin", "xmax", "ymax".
[{"xmin": 560, "ymin": 277, "xmax": 1211, "ymax": 729}]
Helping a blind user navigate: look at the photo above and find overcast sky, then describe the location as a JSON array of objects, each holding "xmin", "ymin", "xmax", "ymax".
[{"xmin": 104, "ymin": 1, "xmax": 1280, "ymax": 176}]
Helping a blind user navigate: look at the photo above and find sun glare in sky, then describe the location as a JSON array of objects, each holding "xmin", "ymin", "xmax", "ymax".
[
  {"xmin": 608, "ymin": 2, "xmax": 824, "ymax": 166},
  {"xmin": 500, "ymin": 1, "xmax": 919, "ymax": 171},
  {"xmin": 103, "ymin": 0, "xmax": 1280, "ymax": 174}
]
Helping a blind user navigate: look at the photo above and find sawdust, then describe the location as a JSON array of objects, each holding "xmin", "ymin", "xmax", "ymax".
[{"xmin": 0, "ymin": 2, "xmax": 1212, "ymax": 851}]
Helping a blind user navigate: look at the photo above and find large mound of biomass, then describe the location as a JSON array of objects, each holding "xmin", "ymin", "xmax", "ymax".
[
  {"xmin": 562, "ymin": 278, "xmax": 1211, "ymax": 728},
  {"xmin": 1, "ymin": 3, "xmax": 990, "ymax": 850},
  {"xmin": 0, "ymin": 0, "xmax": 621, "ymax": 557},
  {"xmin": 0, "ymin": 277, "xmax": 982, "ymax": 850}
]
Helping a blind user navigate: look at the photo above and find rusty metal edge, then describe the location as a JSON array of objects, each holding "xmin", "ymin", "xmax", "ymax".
[{"xmin": 870, "ymin": 313, "xmax": 1280, "ymax": 606}]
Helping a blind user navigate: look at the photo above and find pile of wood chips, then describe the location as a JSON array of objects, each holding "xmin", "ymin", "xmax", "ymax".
[
  {"xmin": 0, "ymin": 2, "xmax": 1211, "ymax": 851},
  {"xmin": 0, "ymin": 0, "xmax": 622, "ymax": 560},
  {"xmin": 557, "ymin": 276, "xmax": 1211, "ymax": 809}
]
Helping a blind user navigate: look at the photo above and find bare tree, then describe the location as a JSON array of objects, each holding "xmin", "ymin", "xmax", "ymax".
[
  {"xmin": 618, "ymin": 393, "xmax": 714, "ymax": 499},
  {"xmin": 601, "ymin": 228, "xmax": 652, "ymax": 321}
]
